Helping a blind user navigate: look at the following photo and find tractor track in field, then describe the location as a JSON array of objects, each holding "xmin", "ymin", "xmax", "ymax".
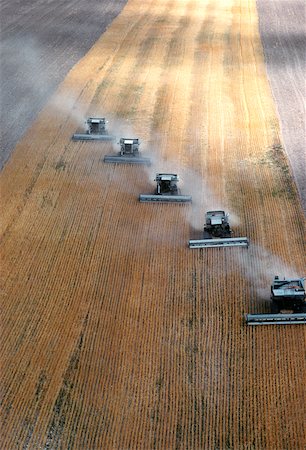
[{"xmin": 1, "ymin": 0, "xmax": 306, "ymax": 449}]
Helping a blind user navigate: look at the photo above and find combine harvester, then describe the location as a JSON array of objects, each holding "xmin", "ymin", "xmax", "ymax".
[
  {"xmin": 189, "ymin": 210, "xmax": 249, "ymax": 248},
  {"xmin": 104, "ymin": 138, "xmax": 150, "ymax": 165},
  {"xmin": 139, "ymin": 173, "xmax": 192, "ymax": 203},
  {"xmin": 72, "ymin": 117, "xmax": 114, "ymax": 141},
  {"xmin": 246, "ymin": 276, "xmax": 306, "ymax": 325}
]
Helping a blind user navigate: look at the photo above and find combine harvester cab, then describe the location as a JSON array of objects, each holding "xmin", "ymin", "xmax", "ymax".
[
  {"xmin": 72, "ymin": 117, "xmax": 114, "ymax": 141},
  {"xmin": 104, "ymin": 138, "xmax": 150, "ymax": 165},
  {"xmin": 246, "ymin": 276, "xmax": 306, "ymax": 325},
  {"xmin": 139, "ymin": 173, "xmax": 192, "ymax": 203},
  {"xmin": 189, "ymin": 211, "xmax": 249, "ymax": 248}
]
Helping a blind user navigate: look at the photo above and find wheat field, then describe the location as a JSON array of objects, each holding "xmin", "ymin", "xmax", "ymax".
[{"xmin": 1, "ymin": 0, "xmax": 305, "ymax": 448}]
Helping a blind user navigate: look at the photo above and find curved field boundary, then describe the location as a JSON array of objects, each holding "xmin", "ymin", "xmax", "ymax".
[
  {"xmin": 0, "ymin": 0, "xmax": 128, "ymax": 169},
  {"xmin": 256, "ymin": 0, "xmax": 306, "ymax": 212},
  {"xmin": 1, "ymin": 0, "xmax": 306, "ymax": 448}
]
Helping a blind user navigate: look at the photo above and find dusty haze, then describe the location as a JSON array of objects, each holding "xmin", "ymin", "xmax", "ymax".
[{"xmin": 0, "ymin": 0, "xmax": 127, "ymax": 168}]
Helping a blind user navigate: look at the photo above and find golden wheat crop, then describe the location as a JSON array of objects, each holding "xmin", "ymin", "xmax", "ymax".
[{"xmin": 1, "ymin": 0, "xmax": 305, "ymax": 449}]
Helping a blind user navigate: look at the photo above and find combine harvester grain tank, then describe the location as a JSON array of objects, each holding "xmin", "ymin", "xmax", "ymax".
[
  {"xmin": 104, "ymin": 138, "xmax": 150, "ymax": 165},
  {"xmin": 189, "ymin": 211, "xmax": 249, "ymax": 248},
  {"xmin": 246, "ymin": 276, "xmax": 306, "ymax": 325},
  {"xmin": 139, "ymin": 173, "xmax": 192, "ymax": 203},
  {"xmin": 72, "ymin": 117, "xmax": 114, "ymax": 141}
]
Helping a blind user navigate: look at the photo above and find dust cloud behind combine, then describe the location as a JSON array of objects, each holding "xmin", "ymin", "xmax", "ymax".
[{"xmin": 237, "ymin": 243, "xmax": 301, "ymax": 301}]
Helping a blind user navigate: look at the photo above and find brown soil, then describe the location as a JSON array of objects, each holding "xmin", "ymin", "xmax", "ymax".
[
  {"xmin": 256, "ymin": 0, "xmax": 306, "ymax": 212},
  {"xmin": 0, "ymin": 0, "xmax": 127, "ymax": 169},
  {"xmin": 1, "ymin": 0, "xmax": 306, "ymax": 449}
]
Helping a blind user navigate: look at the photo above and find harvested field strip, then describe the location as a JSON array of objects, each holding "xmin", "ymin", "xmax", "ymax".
[
  {"xmin": 0, "ymin": 0, "xmax": 128, "ymax": 167},
  {"xmin": 1, "ymin": 0, "xmax": 305, "ymax": 449},
  {"xmin": 256, "ymin": 0, "xmax": 306, "ymax": 211}
]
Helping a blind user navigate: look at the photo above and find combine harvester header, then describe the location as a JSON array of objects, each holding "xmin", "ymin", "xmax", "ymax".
[
  {"xmin": 246, "ymin": 276, "xmax": 306, "ymax": 325},
  {"xmin": 72, "ymin": 117, "xmax": 114, "ymax": 141},
  {"xmin": 189, "ymin": 211, "xmax": 249, "ymax": 248},
  {"xmin": 104, "ymin": 138, "xmax": 150, "ymax": 165},
  {"xmin": 246, "ymin": 313, "xmax": 306, "ymax": 325},
  {"xmin": 139, "ymin": 173, "xmax": 192, "ymax": 203}
]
